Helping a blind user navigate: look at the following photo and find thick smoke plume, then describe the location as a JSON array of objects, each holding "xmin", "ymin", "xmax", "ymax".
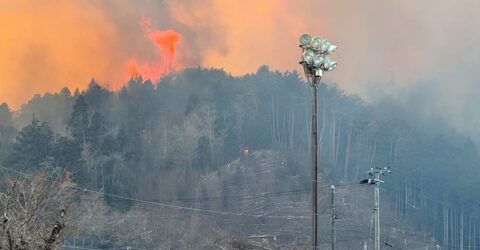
[{"xmin": 1, "ymin": 0, "xmax": 480, "ymax": 135}]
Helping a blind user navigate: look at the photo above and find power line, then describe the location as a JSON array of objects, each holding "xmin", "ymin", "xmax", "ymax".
[
  {"xmin": 62, "ymin": 246, "xmax": 147, "ymax": 250},
  {"xmin": 150, "ymin": 188, "xmax": 310, "ymax": 203},
  {"xmin": 112, "ymin": 182, "xmax": 362, "ymax": 204},
  {"xmin": 62, "ymin": 246, "xmax": 104, "ymax": 250},
  {"xmin": 0, "ymin": 166, "xmax": 311, "ymax": 219},
  {"xmin": 3, "ymin": 165, "xmax": 426, "ymax": 249},
  {"xmin": 0, "ymin": 166, "xmax": 359, "ymax": 201}
]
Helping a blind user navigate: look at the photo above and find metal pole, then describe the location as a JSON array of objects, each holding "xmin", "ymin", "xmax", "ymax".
[
  {"xmin": 299, "ymin": 33, "xmax": 337, "ymax": 249},
  {"xmin": 311, "ymin": 79, "xmax": 319, "ymax": 249},
  {"xmin": 331, "ymin": 185, "xmax": 336, "ymax": 250},
  {"xmin": 363, "ymin": 167, "xmax": 390, "ymax": 250},
  {"xmin": 374, "ymin": 172, "xmax": 380, "ymax": 250}
]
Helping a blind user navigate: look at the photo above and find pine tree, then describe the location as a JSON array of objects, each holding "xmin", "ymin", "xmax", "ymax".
[
  {"xmin": 87, "ymin": 112, "xmax": 106, "ymax": 150},
  {"xmin": 0, "ymin": 103, "xmax": 15, "ymax": 163},
  {"xmin": 68, "ymin": 95, "xmax": 90, "ymax": 148},
  {"xmin": 195, "ymin": 135, "xmax": 213, "ymax": 171},
  {"xmin": 5, "ymin": 116, "xmax": 54, "ymax": 169},
  {"xmin": 53, "ymin": 136, "xmax": 82, "ymax": 169},
  {"xmin": 0, "ymin": 103, "xmax": 13, "ymax": 128}
]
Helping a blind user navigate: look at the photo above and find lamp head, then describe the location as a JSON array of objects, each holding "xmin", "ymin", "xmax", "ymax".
[
  {"xmin": 327, "ymin": 44, "xmax": 337, "ymax": 54},
  {"xmin": 299, "ymin": 34, "xmax": 312, "ymax": 47},
  {"xmin": 320, "ymin": 40, "xmax": 331, "ymax": 53},
  {"xmin": 322, "ymin": 57, "xmax": 337, "ymax": 71},
  {"xmin": 326, "ymin": 62, "xmax": 337, "ymax": 71},
  {"xmin": 312, "ymin": 54, "xmax": 324, "ymax": 68},
  {"xmin": 311, "ymin": 37, "xmax": 322, "ymax": 51},
  {"xmin": 302, "ymin": 49, "xmax": 315, "ymax": 64}
]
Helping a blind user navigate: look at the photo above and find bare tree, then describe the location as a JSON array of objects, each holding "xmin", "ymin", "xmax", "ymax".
[{"xmin": 0, "ymin": 168, "xmax": 75, "ymax": 250}]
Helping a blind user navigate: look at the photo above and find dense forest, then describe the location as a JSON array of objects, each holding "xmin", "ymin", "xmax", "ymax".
[{"xmin": 0, "ymin": 66, "xmax": 479, "ymax": 249}]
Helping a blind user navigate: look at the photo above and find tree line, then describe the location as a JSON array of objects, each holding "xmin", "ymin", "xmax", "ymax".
[{"xmin": 0, "ymin": 66, "xmax": 479, "ymax": 248}]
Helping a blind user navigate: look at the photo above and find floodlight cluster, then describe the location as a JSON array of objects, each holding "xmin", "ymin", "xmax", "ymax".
[{"xmin": 299, "ymin": 34, "xmax": 337, "ymax": 73}]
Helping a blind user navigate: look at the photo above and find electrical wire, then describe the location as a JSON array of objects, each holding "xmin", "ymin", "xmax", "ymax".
[{"xmin": 0, "ymin": 166, "xmax": 310, "ymax": 219}]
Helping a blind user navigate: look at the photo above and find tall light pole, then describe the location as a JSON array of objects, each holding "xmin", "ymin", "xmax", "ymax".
[{"xmin": 299, "ymin": 34, "xmax": 338, "ymax": 249}]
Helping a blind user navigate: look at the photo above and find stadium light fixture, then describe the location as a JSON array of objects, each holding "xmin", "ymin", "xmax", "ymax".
[
  {"xmin": 311, "ymin": 37, "xmax": 322, "ymax": 51},
  {"xmin": 302, "ymin": 49, "xmax": 316, "ymax": 64},
  {"xmin": 298, "ymin": 33, "xmax": 338, "ymax": 250},
  {"xmin": 300, "ymin": 33, "xmax": 312, "ymax": 47}
]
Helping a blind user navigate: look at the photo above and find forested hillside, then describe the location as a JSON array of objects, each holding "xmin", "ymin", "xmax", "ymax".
[{"xmin": 0, "ymin": 66, "xmax": 479, "ymax": 249}]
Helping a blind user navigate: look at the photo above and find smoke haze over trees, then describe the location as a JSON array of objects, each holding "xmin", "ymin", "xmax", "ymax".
[{"xmin": 0, "ymin": 67, "xmax": 479, "ymax": 249}]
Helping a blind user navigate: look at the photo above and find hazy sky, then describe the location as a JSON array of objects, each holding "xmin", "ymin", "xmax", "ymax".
[{"xmin": 1, "ymin": 0, "xmax": 480, "ymax": 134}]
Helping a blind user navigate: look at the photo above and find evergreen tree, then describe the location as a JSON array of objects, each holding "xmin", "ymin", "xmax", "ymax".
[
  {"xmin": 0, "ymin": 103, "xmax": 13, "ymax": 128},
  {"xmin": 0, "ymin": 103, "xmax": 15, "ymax": 163},
  {"xmin": 87, "ymin": 112, "xmax": 106, "ymax": 150},
  {"xmin": 53, "ymin": 136, "xmax": 82, "ymax": 169},
  {"xmin": 84, "ymin": 79, "xmax": 113, "ymax": 115},
  {"xmin": 5, "ymin": 116, "xmax": 54, "ymax": 169},
  {"xmin": 195, "ymin": 135, "xmax": 213, "ymax": 171},
  {"xmin": 68, "ymin": 95, "xmax": 90, "ymax": 147}
]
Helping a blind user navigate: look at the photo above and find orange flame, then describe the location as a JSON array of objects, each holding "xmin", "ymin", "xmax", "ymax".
[{"xmin": 126, "ymin": 18, "xmax": 181, "ymax": 83}]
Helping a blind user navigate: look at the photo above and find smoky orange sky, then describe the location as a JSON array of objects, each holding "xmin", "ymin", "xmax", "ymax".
[{"xmin": 2, "ymin": 0, "xmax": 480, "ymax": 110}]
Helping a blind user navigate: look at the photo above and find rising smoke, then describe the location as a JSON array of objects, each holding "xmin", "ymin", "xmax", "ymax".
[{"xmin": 1, "ymin": 0, "xmax": 480, "ymax": 136}]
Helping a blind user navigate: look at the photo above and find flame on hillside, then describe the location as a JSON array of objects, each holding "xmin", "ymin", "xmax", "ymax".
[{"xmin": 126, "ymin": 18, "xmax": 181, "ymax": 82}]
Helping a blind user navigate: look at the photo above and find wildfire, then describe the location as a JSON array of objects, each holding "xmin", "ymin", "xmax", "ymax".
[{"xmin": 126, "ymin": 18, "xmax": 181, "ymax": 82}]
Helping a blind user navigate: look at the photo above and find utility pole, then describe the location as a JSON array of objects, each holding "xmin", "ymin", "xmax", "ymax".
[
  {"xmin": 331, "ymin": 185, "xmax": 336, "ymax": 250},
  {"xmin": 374, "ymin": 171, "xmax": 380, "ymax": 250},
  {"xmin": 298, "ymin": 33, "xmax": 338, "ymax": 250},
  {"xmin": 361, "ymin": 166, "xmax": 391, "ymax": 250}
]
